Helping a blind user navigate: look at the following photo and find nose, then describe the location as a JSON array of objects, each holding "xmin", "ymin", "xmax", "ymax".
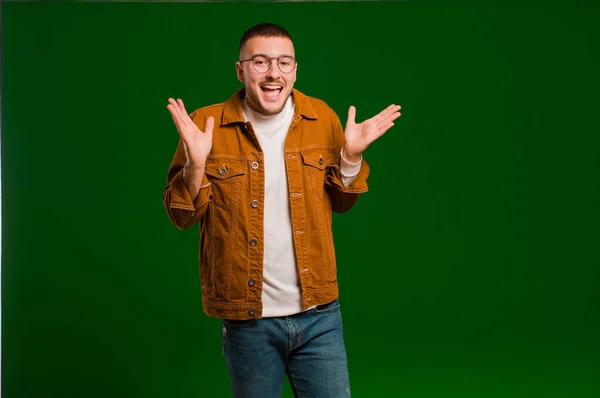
[{"xmin": 266, "ymin": 58, "xmax": 281, "ymax": 79}]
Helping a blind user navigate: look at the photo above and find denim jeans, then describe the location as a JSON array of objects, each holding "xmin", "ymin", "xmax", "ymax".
[{"xmin": 221, "ymin": 299, "xmax": 351, "ymax": 397}]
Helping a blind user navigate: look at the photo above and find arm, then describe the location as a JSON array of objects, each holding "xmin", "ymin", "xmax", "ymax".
[
  {"xmin": 162, "ymin": 139, "xmax": 213, "ymax": 230},
  {"xmin": 340, "ymin": 147, "xmax": 362, "ymax": 187},
  {"xmin": 162, "ymin": 98, "xmax": 215, "ymax": 229},
  {"xmin": 326, "ymin": 103, "xmax": 402, "ymax": 213},
  {"xmin": 325, "ymin": 111, "xmax": 371, "ymax": 213}
]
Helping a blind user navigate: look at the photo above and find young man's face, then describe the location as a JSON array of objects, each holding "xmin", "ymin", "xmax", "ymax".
[{"xmin": 236, "ymin": 36, "xmax": 297, "ymax": 116}]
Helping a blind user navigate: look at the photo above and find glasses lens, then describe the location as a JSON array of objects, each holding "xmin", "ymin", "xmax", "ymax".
[
  {"xmin": 279, "ymin": 56, "xmax": 295, "ymax": 73},
  {"xmin": 253, "ymin": 56, "xmax": 270, "ymax": 73}
]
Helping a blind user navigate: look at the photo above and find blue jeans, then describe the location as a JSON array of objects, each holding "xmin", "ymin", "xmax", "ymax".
[{"xmin": 221, "ymin": 299, "xmax": 351, "ymax": 397}]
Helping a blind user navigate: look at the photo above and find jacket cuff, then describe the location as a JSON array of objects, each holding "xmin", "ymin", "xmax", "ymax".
[
  {"xmin": 327, "ymin": 159, "xmax": 370, "ymax": 193},
  {"xmin": 169, "ymin": 169, "xmax": 212, "ymax": 210},
  {"xmin": 340, "ymin": 156, "xmax": 362, "ymax": 178}
]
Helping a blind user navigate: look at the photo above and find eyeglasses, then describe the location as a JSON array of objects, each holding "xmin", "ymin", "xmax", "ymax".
[{"xmin": 239, "ymin": 54, "xmax": 297, "ymax": 74}]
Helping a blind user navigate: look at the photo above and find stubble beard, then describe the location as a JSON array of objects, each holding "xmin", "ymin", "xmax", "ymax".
[{"xmin": 246, "ymin": 88, "xmax": 290, "ymax": 116}]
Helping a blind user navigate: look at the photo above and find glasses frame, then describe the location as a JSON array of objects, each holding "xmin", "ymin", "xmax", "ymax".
[{"xmin": 239, "ymin": 54, "xmax": 297, "ymax": 74}]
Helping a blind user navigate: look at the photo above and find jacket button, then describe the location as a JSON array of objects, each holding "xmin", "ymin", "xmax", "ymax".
[
  {"xmin": 248, "ymin": 308, "xmax": 256, "ymax": 316},
  {"xmin": 251, "ymin": 200, "xmax": 258, "ymax": 208},
  {"xmin": 249, "ymin": 239, "xmax": 257, "ymax": 246},
  {"xmin": 318, "ymin": 158, "xmax": 324, "ymax": 165},
  {"xmin": 251, "ymin": 162, "xmax": 259, "ymax": 170},
  {"xmin": 248, "ymin": 278, "xmax": 256, "ymax": 287}
]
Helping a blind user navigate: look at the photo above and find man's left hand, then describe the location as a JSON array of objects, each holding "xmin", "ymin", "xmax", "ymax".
[{"xmin": 343, "ymin": 104, "xmax": 402, "ymax": 162}]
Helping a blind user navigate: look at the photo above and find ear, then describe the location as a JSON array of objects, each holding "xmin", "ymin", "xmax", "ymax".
[
  {"xmin": 235, "ymin": 62, "xmax": 244, "ymax": 83},
  {"xmin": 287, "ymin": 61, "xmax": 297, "ymax": 85}
]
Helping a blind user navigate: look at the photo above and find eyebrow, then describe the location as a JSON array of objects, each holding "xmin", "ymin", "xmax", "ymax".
[{"xmin": 249, "ymin": 53, "xmax": 295, "ymax": 58}]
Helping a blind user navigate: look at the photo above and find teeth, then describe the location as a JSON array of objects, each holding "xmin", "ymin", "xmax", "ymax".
[{"xmin": 263, "ymin": 85, "xmax": 282, "ymax": 90}]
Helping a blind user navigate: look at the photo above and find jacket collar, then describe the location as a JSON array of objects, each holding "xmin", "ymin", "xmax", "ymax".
[{"xmin": 221, "ymin": 87, "xmax": 318, "ymax": 126}]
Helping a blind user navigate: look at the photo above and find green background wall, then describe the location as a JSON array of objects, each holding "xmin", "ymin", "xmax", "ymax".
[{"xmin": 2, "ymin": 1, "xmax": 599, "ymax": 397}]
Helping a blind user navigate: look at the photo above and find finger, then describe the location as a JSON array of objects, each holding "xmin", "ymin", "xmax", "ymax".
[
  {"xmin": 167, "ymin": 98, "xmax": 182, "ymax": 117},
  {"xmin": 378, "ymin": 111, "xmax": 401, "ymax": 128},
  {"xmin": 386, "ymin": 111, "xmax": 402, "ymax": 123},
  {"xmin": 167, "ymin": 104, "xmax": 184, "ymax": 130},
  {"xmin": 347, "ymin": 106, "xmax": 356, "ymax": 125},
  {"xmin": 177, "ymin": 98, "xmax": 186, "ymax": 113},
  {"xmin": 204, "ymin": 116, "xmax": 215, "ymax": 136},
  {"xmin": 204, "ymin": 117, "xmax": 214, "ymax": 143},
  {"xmin": 168, "ymin": 98, "xmax": 188, "ymax": 126},
  {"xmin": 171, "ymin": 115, "xmax": 183, "ymax": 136},
  {"xmin": 374, "ymin": 104, "xmax": 400, "ymax": 122},
  {"xmin": 374, "ymin": 122, "xmax": 395, "ymax": 138},
  {"xmin": 177, "ymin": 99, "xmax": 192, "ymax": 122},
  {"xmin": 168, "ymin": 98, "xmax": 181, "ymax": 111},
  {"xmin": 374, "ymin": 104, "xmax": 401, "ymax": 121}
]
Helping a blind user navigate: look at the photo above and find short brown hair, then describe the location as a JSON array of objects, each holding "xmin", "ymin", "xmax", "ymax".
[{"xmin": 239, "ymin": 22, "xmax": 293, "ymax": 54}]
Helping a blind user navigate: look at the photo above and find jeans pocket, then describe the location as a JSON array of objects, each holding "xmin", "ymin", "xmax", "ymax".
[
  {"xmin": 314, "ymin": 298, "xmax": 340, "ymax": 314},
  {"xmin": 222, "ymin": 318, "xmax": 256, "ymax": 329}
]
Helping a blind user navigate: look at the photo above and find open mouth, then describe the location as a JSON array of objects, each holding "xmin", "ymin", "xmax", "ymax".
[{"xmin": 260, "ymin": 84, "xmax": 283, "ymax": 101}]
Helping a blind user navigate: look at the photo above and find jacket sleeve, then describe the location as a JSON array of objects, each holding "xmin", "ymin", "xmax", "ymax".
[
  {"xmin": 325, "ymin": 109, "xmax": 370, "ymax": 213},
  {"xmin": 162, "ymin": 138, "xmax": 213, "ymax": 230}
]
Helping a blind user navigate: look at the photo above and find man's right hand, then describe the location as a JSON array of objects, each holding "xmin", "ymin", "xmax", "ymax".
[
  {"xmin": 167, "ymin": 98, "xmax": 214, "ymax": 201},
  {"xmin": 167, "ymin": 98, "xmax": 214, "ymax": 167}
]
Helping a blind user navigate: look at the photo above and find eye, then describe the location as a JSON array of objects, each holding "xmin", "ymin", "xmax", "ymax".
[{"xmin": 253, "ymin": 56, "xmax": 268, "ymax": 65}]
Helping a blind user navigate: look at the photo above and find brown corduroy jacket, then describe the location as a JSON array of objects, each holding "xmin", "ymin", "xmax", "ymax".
[{"xmin": 162, "ymin": 88, "xmax": 370, "ymax": 320}]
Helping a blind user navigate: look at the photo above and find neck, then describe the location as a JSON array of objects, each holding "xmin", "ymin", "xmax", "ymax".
[{"xmin": 242, "ymin": 95, "xmax": 294, "ymax": 127}]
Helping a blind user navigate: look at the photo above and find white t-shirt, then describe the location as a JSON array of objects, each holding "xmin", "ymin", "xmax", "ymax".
[{"xmin": 242, "ymin": 95, "xmax": 361, "ymax": 317}]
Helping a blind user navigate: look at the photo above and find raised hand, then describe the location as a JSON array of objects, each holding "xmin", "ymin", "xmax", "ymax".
[
  {"xmin": 343, "ymin": 104, "xmax": 401, "ymax": 160},
  {"xmin": 167, "ymin": 98, "xmax": 214, "ymax": 167}
]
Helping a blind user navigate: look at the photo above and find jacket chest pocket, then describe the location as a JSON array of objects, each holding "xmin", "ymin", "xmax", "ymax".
[
  {"xmin": 300, "ymin": 148, "xmax": 337, "ymax": 193},
  {"xmin": 204, "ymin": 160, "xmax": 247, "ymax": 210}
]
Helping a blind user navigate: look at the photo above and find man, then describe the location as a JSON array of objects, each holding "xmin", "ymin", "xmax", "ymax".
[{"xmin": 163, "ymin": 22, "xmax": 401, "ymax": 398}]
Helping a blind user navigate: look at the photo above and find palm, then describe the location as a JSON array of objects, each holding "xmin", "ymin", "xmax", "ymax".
[
  {"xmin": 167, "ymin": 98, "xmax": 214, "ymax": 166},
  {"xmin": 344, "ymin": 104, "xmax": 401, "ymax": 156}
]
